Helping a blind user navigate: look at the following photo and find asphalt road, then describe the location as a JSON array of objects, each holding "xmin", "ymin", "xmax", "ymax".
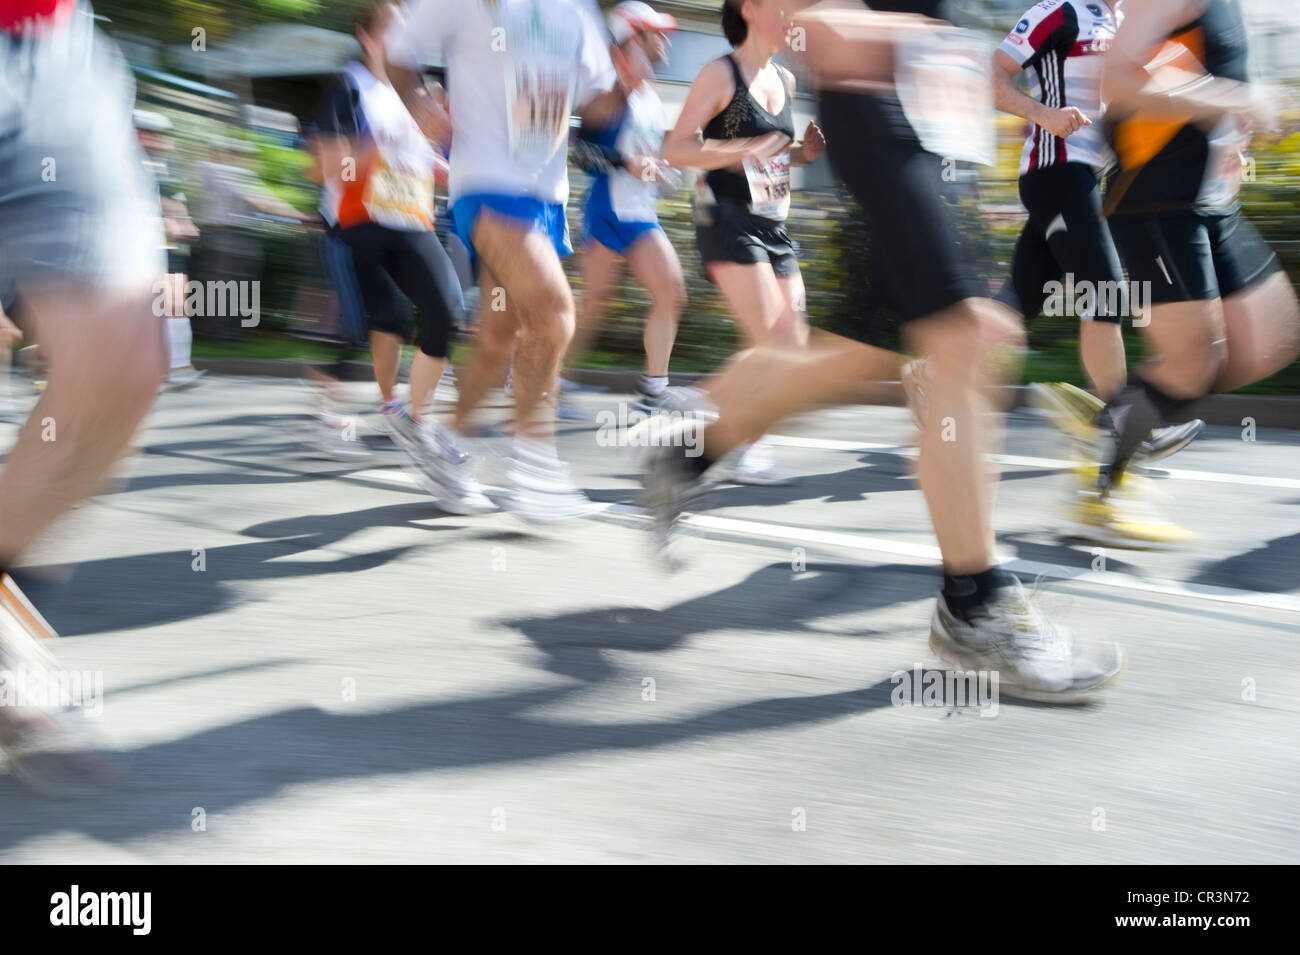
[{"xmin": 0, "ymin": 375, "xmax": 1296, "ymax": 863}]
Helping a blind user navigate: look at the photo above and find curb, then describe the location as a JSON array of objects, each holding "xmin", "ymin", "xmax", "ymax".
[{"xmin": 192, "ymin": 358, "xmax": 1300, "ymax": 430}]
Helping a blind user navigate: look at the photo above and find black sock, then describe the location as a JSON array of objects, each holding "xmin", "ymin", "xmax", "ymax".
[
  {"xmin": 684, "ymin": 451, "xmax": 715, "ymax": 479},
  {"xmin": 1099, "ymin": 375, "xmax": 1204, "ymax": 487},
  {"xmin": 943, "ymin": 566, "xmax": 1015, "ymax": 621},
  {"xmin": 1137, "ymin": 376, "xmax": 1202, "ymax": 425}
]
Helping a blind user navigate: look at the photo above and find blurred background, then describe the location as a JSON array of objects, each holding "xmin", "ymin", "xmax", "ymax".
[{"xmin": 95, "ymin": 0, "xmax": 1300, "ymax": 391}]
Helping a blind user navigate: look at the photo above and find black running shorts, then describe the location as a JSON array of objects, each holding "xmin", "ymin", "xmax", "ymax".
[
  {"xmin": 339, "ymin": 223, "xmax": 464, "ymax": 359},
  {"xmin": 1108, "ymin": 208, "xmax": 1281, "ymax": 306},
  {"xmin": 694, "ymin": 197, "xmax": 800, "ymax": 281},
  {"xmin": 817, "ymin": 90, "xmax": 981, "ymax": 341},
  {"xmin": 1003, "ymin": 162, "xmax": 1127, "ymax": 324}
]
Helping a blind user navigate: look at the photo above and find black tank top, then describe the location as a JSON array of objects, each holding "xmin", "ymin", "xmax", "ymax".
[
  {"xmin": 1106, "ymin": 0, "xmax": 1251, "ymax": 214},
  {"xmin": 702, "ymin": 54, "xmax": 795, "ymax": 207}
]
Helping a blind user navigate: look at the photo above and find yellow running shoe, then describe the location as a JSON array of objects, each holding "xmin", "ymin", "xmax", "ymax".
[
  {"xmin": 1030, "ymin": 381, "xmax": 1104, "ymax": 443},
  {"xmin": 1065, "ymin": 468, "xmax": 1197, "ymax": 550}
]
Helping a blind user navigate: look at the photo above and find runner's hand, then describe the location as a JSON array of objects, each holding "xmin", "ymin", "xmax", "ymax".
[
  {"xmin": 1038, "ymin": 106, "xmax": 1091, "ymax": 139},
  {"xmin": 800, "ymin": 121, "xmax": 826, "ymax": 162},
  {"xmin": 1244, "ymin": 84, "xmax": 1283, "ymax": 142}
]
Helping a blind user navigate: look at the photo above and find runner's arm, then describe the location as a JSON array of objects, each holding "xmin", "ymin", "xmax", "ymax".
[
  {"xmin": 384, "ymin": 0, "xmax": 452, "ymax": 148},
  {"xmin": 783, "ymin": 71, "xmax": 825, "ymax": 167},
  {"xmin": 992, "ymin": 50, "xmax": 1089, "ymax": 138},
  {"xmin": 788, "ymin": 2, "xmax": 934, "ymax": 91},
  {"xmin": 1102, "ymin": 0, "xmax": 1268, "ymax": 130},
  {"xmin": 662, "ymin": 59, "xmax": 790, "ymax": 171}
]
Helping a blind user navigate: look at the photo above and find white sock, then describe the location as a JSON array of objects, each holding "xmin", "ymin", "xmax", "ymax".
[
  {"xmin": 513, "ymin": 435, "xmax": 558, "ymax": 466},
  {"xmin": 640, "ymin": 375, "xmax": 668, "ymax": 396},
  {"xmin": 166, "ymin": 317, "xmax": 193, "ymax": 370}
]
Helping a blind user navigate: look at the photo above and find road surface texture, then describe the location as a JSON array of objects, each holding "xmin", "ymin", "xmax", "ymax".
[{"xmin": 0, "ymin": 376, "xmax": 1296, "ymax": 863}]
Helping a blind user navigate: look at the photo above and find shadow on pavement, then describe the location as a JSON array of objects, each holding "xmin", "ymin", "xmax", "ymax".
[{"xmin": 496, "ymin": 561, "xmax": 938, "ymax": 682}]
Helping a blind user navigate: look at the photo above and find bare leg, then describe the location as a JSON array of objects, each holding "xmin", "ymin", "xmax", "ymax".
[
  {"xmin": 452, "ymin": 264, "xmax": 519, "ymax": 436},
  {"xmin": 907, "ymin": 300, "xmax": 1021, "ymax": 572},
  {"xmin": 707, "ymin": 261, "xmax": 804, "ymax": 349},
  {"xmin": 0, "ymin": 285, "xmax": 164, "ymax": 565},
  {"xmin": 1215, "ymin": 271, "xmax": 1300, "ymax": 392},
  {"xmin": 470, "ymin": 212, "xmax": 574, "ymax": 443},
  {"xmin": 1079, "ymin": 319, "xmax": 1127, "ymax": 401},
  {"xmin": 1135, "ymin": 299, "xmax": 1228, "ymax": 399},
  {"xmin": 702, "ymin": 331, "xmax": 902, "ymax": 454},
  {"xmin": 566, "ymin": 241, "xmax": 622, "ymax": 371},
  {"xmin": 369, "ymin": 330, "xmax": 403, "ymax": 403},
  {"xmin": 624, "ymin": 231, "xmax": 686, "ymax": 377},
  {"xmin": 406, "ymin": 352, "xmax": 448, "ymax": 420}
]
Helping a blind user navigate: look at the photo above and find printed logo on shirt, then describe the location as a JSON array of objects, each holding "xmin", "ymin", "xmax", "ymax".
[
  {"xmin": 1086, "ymin": 4, "xmax": 1102, "ymax": 15},
  {"xmin": 1016, "ymin": 19, "xmax": 1030, "ymax": 33}
]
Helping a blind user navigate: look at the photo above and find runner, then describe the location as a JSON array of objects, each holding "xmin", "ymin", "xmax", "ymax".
[
  {"xmin": 640, "ymin": 0, "xmax": 1124, "ymax": 703},
  {"xmin": 134, "ymin": 109, "xmax": 206, "ymax": 391},
  {"xmin": 567, "ymin": 2, "xmax": 685, "ymax": 418},
  {"xmin": 990, "ymin": 0, "xmax": 1203, "ymax": 468},
  {"xmin": 659, "ymin": 0, "xmax": 826, "ymax": 484},
  {"xmin": 0, "ymin": 0, "xmax": 168, "ymax": 787},
  {"xmin": 316, "ymin": 1, "xmax": 476, "ymax": 502},
  {"xmin": 1078, "ymin": 0, "xmax": 1300, "ymax": 546},
  {"xmin": 301, "ymin": 119, "xmax": 374, "ymax": 461},
  {"xmin": 385, "ymin": 0, "xmax": 634, "ymax": 521}
]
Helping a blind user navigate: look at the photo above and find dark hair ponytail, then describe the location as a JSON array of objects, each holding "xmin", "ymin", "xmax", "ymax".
[{"xmin": 721, "ymin": 0, "xmax": 747, "ymax": 47}]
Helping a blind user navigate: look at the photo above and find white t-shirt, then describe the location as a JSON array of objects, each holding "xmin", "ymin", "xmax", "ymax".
[
  {"xmin": 607, "ymin": 86, "xmax": 666, "ymax": 222},
  {"xmin": 998, "ymin": 0, "xmax": 1119, "ymax": 175},
  {"xmin": 387, "ymin": 0, "xmax": 616, "ymax": 206},
  {"xmin": 321, "ymin": 61, "xmax": 438, "ymax": 230}
]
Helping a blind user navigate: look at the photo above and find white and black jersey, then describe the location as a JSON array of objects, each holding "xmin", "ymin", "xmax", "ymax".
[{"xmin": 999, "ymin": 0, "xmax": 1119, "ymax": 175}]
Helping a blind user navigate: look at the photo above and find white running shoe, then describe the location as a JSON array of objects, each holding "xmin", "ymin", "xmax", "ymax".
[
  {"xmin": 309, "ymin": 414, "xmax": 371, "ymax": 461},
  {"xmin": 503, "ymin": 449, "xmax": 594, "ymax": 523},
  {"xmin": 0, "ymin": 574, "xmax": 117, "ymax": 794},
  {"xmin": 163, "ymin": 367, "xmax": 207, "ymax": 391},
  {"xmin": 929, "ymin": 578, "xmax": 1124, "ymax": 704},
  {"xmin": 723, "ymin": 441, "xmax": 795, "ymax": 486},
  {"xmin": 406, "ymin": 422, "xmax": 497, "ymax": 515}
]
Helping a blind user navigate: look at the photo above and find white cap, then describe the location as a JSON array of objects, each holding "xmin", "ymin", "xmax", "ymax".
[{"xmin": 607, "ymin": 1, "xmax": 677, "ymax": 46}]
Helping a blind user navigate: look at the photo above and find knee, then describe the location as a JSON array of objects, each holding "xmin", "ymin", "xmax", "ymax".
[
  {"xmin": 1172, "ymin": 339, "xmax": 1228, "ymax": 397},
  {"xmin": 528, "ymin": 289, "xmax": 575, "ymax": 350},
  {"xmin": 930, "ymin": 301, "xmax": 1020, "ymax": 363},
  {"xmin": 478, "ymin": 322, "xmax": 518, "ymax": 362},
  {"xmin": 651, "ymin": 276, "xmax": 687, "ymax": 316}
]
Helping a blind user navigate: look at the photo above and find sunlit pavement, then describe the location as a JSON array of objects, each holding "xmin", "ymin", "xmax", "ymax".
[{"xmin": 0, "ymin": 376, "xmax": 1296, "ymax": 863}]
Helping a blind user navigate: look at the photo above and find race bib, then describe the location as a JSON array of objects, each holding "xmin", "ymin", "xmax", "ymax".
[
  {"xmin": 895, "ymin": 27, "xmax": 996, "ymax": 166},
  {"xmin": 363, "ymin": 153, "xmax": 434, "ymax": 230},
  {"xmin": 744, "ymin": 152, "xmax": 791, "ymax": 220},
  {"xmin": 506, "ymin": 60, "xmax": 574, "ymax": 166}
]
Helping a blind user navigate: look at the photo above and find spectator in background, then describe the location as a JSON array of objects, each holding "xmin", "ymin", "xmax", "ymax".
[
  {"xmin": 134, "ymin": 108, "xmax": 205, "ymax": 390},
  {"xmin": 193, "ymin": 136, "xmax": 308, "ymax": 340}
]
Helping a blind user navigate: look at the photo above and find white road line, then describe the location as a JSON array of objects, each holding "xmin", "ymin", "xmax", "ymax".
[
  {"xmin": 350, "ymin": 467, "xmax": 1300, "ymax": 615},
  {"xmin": 761, "ymin": 433, "xmax": 1300, "ymax": 490}
]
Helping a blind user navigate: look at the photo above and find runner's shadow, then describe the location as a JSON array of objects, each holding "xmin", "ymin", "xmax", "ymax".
[
  {"xmin": 18, "ymin": 503, "xmax": 452, "ymax": 636},
  {"xmin": 1188, "ymin": 532, "xmax": 1300, "ymax": 595},
  {"xmin": 0, "ymin": 677, "xmax": 902, "ymax": 853},
  {"xmin": 997, "ymin": 532, "xmax": 1143, "ymax": 576},
  {"xmin": 495, "ymin": 561, "xmax": 937, "ymax": 682}
]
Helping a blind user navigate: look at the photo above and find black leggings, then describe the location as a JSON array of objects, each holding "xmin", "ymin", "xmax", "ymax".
[
  {"xmin": 339, "ymin": 223, "xmax": 463, "ymax": 359},
  {"xmin": 999, "ymin": 162, "xmax": 1126, "ymax": 323}
]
